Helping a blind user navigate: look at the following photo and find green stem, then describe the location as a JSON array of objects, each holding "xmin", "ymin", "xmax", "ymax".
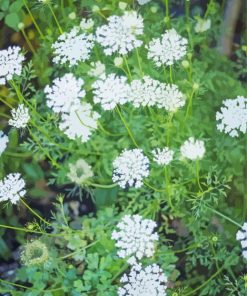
[
  {"xmin": 60, "ymin": 240, "xmax": 100, "ymax": 259},
  {"xmin": 88, "ymin": 182, "xmax": 117, "ymax": 189},
  {"xmin": 21, "ymin": 28, "xmax": 36, "ymax": 54},
  {"xmin": 164, "ymin": 0, "xmax": 170, "ymax": 27},
  {"xmin": 144, "ymin": 181, "xmax": 167, "ymax": 192},
  {"xmin": 47, "ymin": 3, "xmax": 63, "ymax": 34},
  {"xmin": 196, "ymin": 161, "xmax": 203, "ymax": 192},
  {"xmin": 174, "ymin": 243, "xmax": 199, "ymax": 254},
  {"xmin": 184, "ymin": 265, "xmax": 224, "ymax": 296},
  {"xmin": 116, "ymin": 105, "xmax": 138, "ymax": 148},
  {"xmin": 136, "ymin": 48, "xmax": 143, "ymax": 77},
  {"xmin": 166, "ymin": 112, "xmax": 173, "ymax": 146},
  {"xmin": 169, "ymin": 65, "xmax": 173, "ymax": 83},
  {"xmin": 0, "ymin": 224, "xmax": 62, "ymax": 237},
  {"xmin": 185, "ymin": 89, "xmax": 195, "ymax": 120},
  {"xmin": 20, "ymin": 198, "xmax": 51, "ymax": 226},
  {"xmin": 123, "ymin": 55, "xmax": 132, "ymax": 81},
  {"xmin": 206, "ymin": 206, "xmax": 242, "ymax": 228},
  {"xmin": 23, "ymin": 0, "xmax": 45, "ymax": 39},
  {"xmin": 98, "ymin": 121, "xmax": 123, "ymax": 137},
  {"xmin": 164, "ymin": 166, "xmax": 173, "ymax": 208},
  {"xmin": 0, "ymin": 96, "xmax": 14, "ymax": 109},
  {"xmin": 4, "ymin": 151, "xmax": 32, "ymax": 158}
]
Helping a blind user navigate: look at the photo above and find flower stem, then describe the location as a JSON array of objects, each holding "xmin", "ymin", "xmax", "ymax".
[
  {"xmin": 206, "ymin": 206, "xmax": 242, "ymax": 228},
  {"xmin": 21, "ymin": 28, "xmax": 36, "ymax": 54},
  {"xmin": 23, "ymin": 0, "xmax": 45, "ymax": 39},
  {"xmin": 88, "ymin": 183, "xmax": 117, "ymax": 189},
  {"xmin": 144, "ymin": 181, "xmax": 167, "ymax": 192},
  {"xmin": 136, "ymin": 48, "xmax": 144, "ymax": 77},
  {"xmin": 164, "ymin": 166, "xmax": 173, "ymax": 208},
  {"xmin": 185, "ymin": 88, "xmax": 195, "ymax": 120},
  {"xmin": 20, "ymin": 198, "xmax": 51, "ymax": 226},
  {"xmin": 164, "ymin": 0, "xmax": 170, "ymax": 27},
  {"xmin": 116, "ymin": 105, "xmax": 138, "ymax": 148},
  {"xmin": 47, "ymin": 3, "xmax": 63, "ymax": 34},
  {"xmin": 169, "ymin": 65, "xmax": 173, "ymax": 83},
  {"xmin": 60, "ymin": 240, "xmax": 100, "ymax": 259},
  {"xmin": 0, "ymin": 224, "xmax": 62, "ymax": 237},
  {"xmin": 123, "ymin": 55, "xmax": 132, "ymax": 81},
  {"xmin": 196, "ymin": 160, "xmax": 203, "ymax": 192}
]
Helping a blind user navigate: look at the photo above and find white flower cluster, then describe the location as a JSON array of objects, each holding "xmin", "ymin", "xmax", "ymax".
[
  {"xmin": 96, "ymin": 11, "xmax": 143, "ymax": 55},
  {"xmin": 59, "ymin": 103, "xmax": 100, "ymax": 142},
  {"xmin": 0, "ymin": 46, "xmax": 25, "ymax": 85},
  {"xmin": 216, "ymin": 96, "xmax": 247, "ymax": 137},
  {"xmin": 52, "ymin": 27, "xmax": 94, "ymax": 67},
  {"xmin": 67, "ymin": 159, "xmax": 93, "ymax": 186},
  {"xmin": 152, "ymin": 147, "xmax": 174, "ymax": 165},
  {"xmin": 137, "ymin": 0, "xmax": 152, "ymax": 5},
  {"xmin": 0, "ymin": 131, "xmax": 8, "ymax": 156},
  {"xmin": 147, "ymin": 29, "xmax": 188, "ymax": 67},
  {"xmin": 0, "ymin": 173, "xmax": 26, "ymax": 204},
  {"xmin": 180, "ymin": 137, "xmax": 205, "ymax": 160},
  {"xmin": 44, "ymin": 73, "xmax": 85, "ymax": 114},
  {"xmin": 195, "ymin": 18, "xmax": 211, "ymax": 33},
  {"xmin": 92, "ymin": 74, "xmax": 130, "ymax": 110},
  {"xmin": 112, "ymin": 214, "xmax": 158, "ymax": 262},
  {"xmin": 112, "ymin": 149, "xmax": 149, "ymax": 188},
  {"xmin": 9, "ymin": 104, "xmax": 30, "ymax": 129},
  {"xmin": 236, "ymin": 223, "xmax": 247, "ymax": 259},
  {"xmin": 80, "ymin": 18, "xmax": 94, "ymax": 31},
  {"xmin": 118, "ymin": 263, "xmax": 167, "ymax": 296}
]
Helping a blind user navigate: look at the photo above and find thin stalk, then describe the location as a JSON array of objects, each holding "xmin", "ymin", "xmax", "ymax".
[
  {"xmin": 123, "ymin": 56, "xmax": 132, "ymax": 80},
  {"xmin": 136, "ymin": 48, "xmax": 143, "ymax": 77},
  {"xmin": 174, "ymin": 243, "xmax": 199, "ymax": 254},
  {"xmin": 166, "ymin": 112, "xmax": 173, "ymax": 146},
  {"xmin": 23, "ymin": 0, "xmax": 45, "ymax": 39},
  {"xmin": 20, "ymin": 198, "xmax": 51, "ymax": 226},
  {"xmin": 206, "ymin": 206, "xmax": 242, "ymax": 228},
  {"xmin": 169, "ymin": 65, "xmax": 173, "ymax": 83},
  {"xmin": 111, "ymin": 263, "xmax": 129, "ymax": 283},
  {"xmin": 185, "ymin": 89, "xmax": 195, "ymax": 120},
  {"xmin": 98, "ymin": 121, "xmax": 123, "ymax": 137},
  {"xmin": 0, "ymin": 112, "xmax": 10, "ymax": 119},
  {"xmin": 164, "ymin": 166, "xmax": 173, "ymax": 208},
  {"xmin": 47, "ymin": 3, "xmax": 63, "ymax": 34},
  {"xmin": 196, "ymin": 161, "xmax": 203, "ymax": 192},
  {"xmin": 116, "ymin": 105, "xmax": 138, "ymax": 148},
  {"xmin": 144, "ymin": 181, "xmax": 167, "ymax": 192},
  {"xmin": 88, "ymin": 182, "xmax": 117, "ymax": 189},
  {"xmin": 4, "ymin": 151, "xmax": 32, "ymax": 158},
  {"xmin": 0, "ymin": 96, "xmax": 14, "ymax": 109},
  {"xmin": 211, "ymin": 242, "xmax": 220, "ymax": 271},
  {"xmin": 0, "ymin": 224, "xmax": 62, "ymax": 237},
  {"xmin": 184, "ymin": 265, "xmax": 224, "ymax": 296},
  {"xmin": 60, "ymin": 240, "xmax": 100, "ymax": 259},
  {"xmin": 164, "ymin": 0, "xmax": 170, "ymax": 27},
  {"xmin": 0, "ymin": 278, "xmax": 33, "ymax": 290},
  {"xmin": 21, "ymin": 28, "xmax": 36, "ymax": 54}
]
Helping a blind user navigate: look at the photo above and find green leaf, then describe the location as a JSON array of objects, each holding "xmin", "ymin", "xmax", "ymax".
[
  {"xmin": 4, "ymin": 12, "xmax": 20, "ymax": 31},
  {"xmin": 0, "ymin": 0, "xmax": 9, "ymax": 11},
  {"xmin": 9, "ymin": 0, "xmax": 23, "ymax": 13},
  {"xmin": 0, "ymin": 12, "xmax": 5, "ymax": 20}
]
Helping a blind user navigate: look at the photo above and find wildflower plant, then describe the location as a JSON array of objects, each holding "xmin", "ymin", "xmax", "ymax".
[{"xmin": 0, "ymin": 1, "xmax": 246, "ymax": 295}]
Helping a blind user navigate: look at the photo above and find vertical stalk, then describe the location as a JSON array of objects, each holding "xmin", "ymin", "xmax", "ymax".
[
  {"xmin": 136, "ymin": 48, "xmax": 144, "ymax": 77},
  {"xmin": 21, "ymin": 28, "xmax": 36, "ymax": 54},
  {"xmin": 123, "ymin": 55, "xmax": 132, "ymax": 81},
  {"xmin": 47, "ymin": 3, "xmax": 63, "ymax": 34},
  {"xmin": 164, "ymin": 0, "xmax": 170, "ymax": 27},
  {"xmin": 169, "ymin": 65, "xmax": 173, "ymax": 83},
  {"xmin": 23, "ymin": 0, "xmax": 45, "ymax": 39},
  {"xmin": 196, "ymin": 160, "xmax": 203, "ymax": 192}
]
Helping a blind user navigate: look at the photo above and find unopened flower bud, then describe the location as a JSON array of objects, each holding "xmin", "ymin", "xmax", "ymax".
[
  {"xmin": 18, "ymin": 23, "xmax": 24, "ymax": 30},
  {"xmin": 92, "ymin": 5, "xmax": 100, "ymax": 13},
  {"xmin": 68, "ymin": 12, "xmax": 76, "ymax": 20},
  {"xmin": 193, "ymin": 83, "xmax": 199, "ymax": 90},
  {"xmin": 114, "ymin": 57, "xmax": 123, "ymax": 67},
  {"xmin": 119, "ymin": 2, "xmax": 128, "ymax": 10},
  {"xmin": 150, "ymin": 6, "xmax": 158, "ymax": 13},
  {"xmin": 182, "ymin": 60, "xmax": 190, "ymax": 68}
]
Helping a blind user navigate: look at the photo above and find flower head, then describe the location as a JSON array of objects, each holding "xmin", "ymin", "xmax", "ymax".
[
  {"xmin": 0, "ymin": 173, "xmax": 26, "ymax": 204},
  {"xmin": 0, "ymin": 46, "xmax": 25, "ymax": 85},
  {"xmin": 9, "ymin": 104, "xmax": 30, "ymax": 129},
  {"xmin": 129, "ymin": 77, "xmax": 185, "ymax": 111},
  {"xmin": 59, "ymin": 103, "xmax": 100, "ymax": 142},
  {"xmin": 137, "ymin": 0, "xmax": 152, "ymax": 4},
  {"xmin": 92, "ymin": 74, "xmax": 130, "ymax": 110},
  {"xmin": 180, "ymin": 137, "xmax": 205, "ymax": 160},
  {"xmin": 112, "ymin": 214, "xmax": 158, "ymax": 262},
  {"xmin": 216, "ymin": 96, "xmax": 247, "ymax": 137},
  {"xmin": 195, "ymin": 18, "xmax": 211, "ymax": 33},
  {"xmin": 88, "ymin": 61, "xmax": 106, "ymax": 78},
  {"xmin": 147, "ymin": 29, "xmax": 187, "ymax": 67},
  {"xmin": 96, "ymin": 11, "xmax": 143, "ymax": 55},
  {"xmin": 67, "ymin": 159, "xmax": 93, "ymax": 185},
  {"xmin": 44, "ymin": 73, "xmax": 85, "ymax": 114},
  {"xmin": 152, "ymin": 147, "xmax": 174, "ymax": 165},
  {"xmin": 80, "ymin": 18, "xmax": 94, "ymax": 31},
  {"xmin": 0, "ymin": 131, "xmax": 8, "ymax": 156},
  {"xmin": 118, "ymin": 263, "xmax": 167, "ymax": 296},
  {"xmin": 21, "ymin": 240, "xmax": 49, "ymax": 266},
  {"xmin": 236, "ymin": 223, "xmax": 247, "ymax": 259},
  {"xmin": 52, "ymin": 27, "xmax": 94, "ymax": 66},
  {"xmin": 112, "ymin": 149, "xmax": 150, "ymax": 188}
]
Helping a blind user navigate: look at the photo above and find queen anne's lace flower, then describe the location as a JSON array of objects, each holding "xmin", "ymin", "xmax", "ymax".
[
  {"xmin": 152, "ymin": 147, "xmax": 174, "ymax": 165},
  {"xmin": 216, "ymin": 96, "xmax": 247, "ymax": 137},
  {"xmin": 44, "ymin": 74, "xmax": 85, "ymax": 114},
  {"xmin": 180, "ymin": 137, "xmax": 205, "ymax": 160},
  {"xmin": 236, "ymin": 223, "xmax": 247, "ymax": 259},
  {"xmin": 147, "ymin": 29, "xmax": 188, "ymax": 67},
  {"xmin": 52, "ymin": 27, "xmax": 94, "ymax": 66},
  {"xmin": 112, "ymin": 149, "xmax": 149, "ymax": 188},
  {"xmin": 67, "ymin": 159, "xmax": 93, "ymax": 186},
  {"xmin": 112, "ymin": 214, "xmax": 158, "ymax": 262},
  {"xmin": 137, "ymin": 0, "xmax": 152, "ymax": 4},
  {"xmin": 118, "ymin": 263, "xmax": 167, "ymax": 296},
  {"xmin": 80, "ymin": 18, "xmax": 94, "ymax": 30},
  {"xmin": 129, "ymin": 76, "xmax": 185, "ymax": 111},
  {"xmin": 96, "ymin": 11, "xmax": 143, "ymax": 55},
  {"xmin": 92, "ymin": 74, "xmax": 130, "ymax": 110},
  {"xmin": 0, "ymin": 131, "xmax": 8, "ymax": 156},
  {"xmin": 59, "ymin": 103, "xmax": 100, "ymax": 142},
  {"xmin": 9, "ymin": 104, "xmax": 30, "ymax": 129},
  {"xmin": 0, "ymin": 46, "xmax": 25, "ymax": 85},
  {"xmin": 0, "ymin": 173, "xmax": 26, "ymax": 204}
]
